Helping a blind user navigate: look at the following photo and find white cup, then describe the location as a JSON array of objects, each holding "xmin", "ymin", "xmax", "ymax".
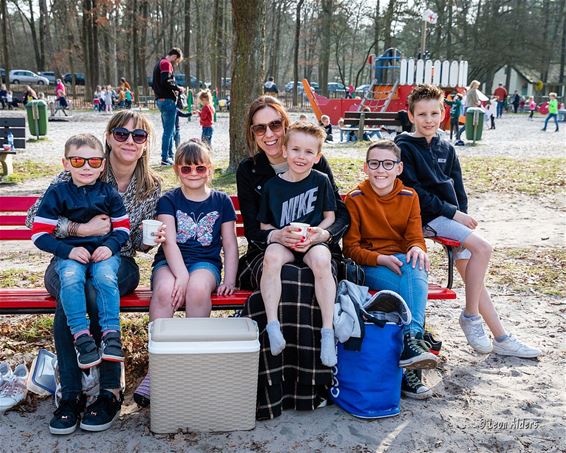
[
  {"xmin": 142, "ymin": 219, "xmax": 163, "ymax": 246},
  {"xmin": 290, "ymin": 222, "xmax": 310, "ymax": 240}
]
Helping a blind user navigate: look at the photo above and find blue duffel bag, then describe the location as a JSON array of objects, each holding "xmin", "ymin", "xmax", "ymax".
[{"xmin": 330, "ymin": 288, "xmax": 409, "ymax": 419}]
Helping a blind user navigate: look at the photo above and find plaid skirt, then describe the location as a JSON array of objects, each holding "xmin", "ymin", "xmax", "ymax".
[{"xmin": 238, "ymin": 249, "xmax": 337, "ymax": 420}]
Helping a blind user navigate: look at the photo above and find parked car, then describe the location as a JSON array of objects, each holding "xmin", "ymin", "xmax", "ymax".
[
  {"xmin": 285, "ymin": 81, "xmax": 319, "ymax": 93},
  {"xmin": 355, "ymin": 84, "xmax": 371, "ymax": 94},
  {"xmin": 63, "ymin": 72, "xmax": 86, "ymax": 85},
  {"xmin": 39, "ymin": 71, "xmax": 58, "ymax": 85},
  {"xmin": 327, "ymin": 82, "xmax": 346, "ymax": 93},
  {"xmin": 9, "ymin": 70, "xmax": 49, "ymax": 85}
]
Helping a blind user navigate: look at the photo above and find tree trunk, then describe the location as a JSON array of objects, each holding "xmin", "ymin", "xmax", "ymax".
[
  {"xmin": 184, "ymin": 0, "xmax": 192, "ymax": 90},
  {"xmin": 139, "ymin": 0, "xmax": 149, "ymax": 95},
  {"xmin": 319, "ymin": 0, "xmax": 332, "ymax": 96},
  {"xmin": 1, "ymin": 0, "xmax": 10, "ymax": 90},
  {"xmin": 39, "ymin": 0, "xmax": 53, "ymax": 71},
  {"xmin": 211, "ymin": 0, "xmax": 220, "ymax": 91},
  {"xmin": 229, "ymin": 0, "xmax": 266, "ymax": 171},
  {"xmin": 292, "ymin": 0, "xmax": 304, "ymax": 105}
]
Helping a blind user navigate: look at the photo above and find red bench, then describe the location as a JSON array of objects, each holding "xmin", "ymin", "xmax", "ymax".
[{"xmin": 0, "ymin": 195, "xmax": 458, "ymax": 314}]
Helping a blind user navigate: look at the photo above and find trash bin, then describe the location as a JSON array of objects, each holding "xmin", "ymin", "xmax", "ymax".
[
  {"xmin": 465, "ymin": 107, "xmax": 484, "ymax": 141},
  {"xmin": 26, "ymin": 100, "xmax": 48, "ymax": 138}
]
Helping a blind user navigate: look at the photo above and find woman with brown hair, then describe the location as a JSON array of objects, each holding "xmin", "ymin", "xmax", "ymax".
[
  {"xmin": 236, "ymin": 95, "xmax": 349, "ymax": 419},
  {"xmin": 26, "ymin": 110, "xmax": 162, "ymax": 434}
]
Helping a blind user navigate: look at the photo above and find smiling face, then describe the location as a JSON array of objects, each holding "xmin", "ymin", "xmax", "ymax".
[
  {"xmin": 251, "ymin": 106, "xmax": 286, "ymax": 163},
  {"xmin": 106, "ymin": 118, "xmax": 147, "ymax": 166},
  {"xmin": 364, "ymin": 146, "xmax": 403, "ymax": 196},
  {"xmin": 282, "ymin": 131, "xmax": 321, "ymax": 179},
  {"xmin": 63, "ymin": 145, "xmax": 105, "ymax": 187},
  {"xmin": 408, "ymin": 98, "xmax": 444, "ymax": 142}
]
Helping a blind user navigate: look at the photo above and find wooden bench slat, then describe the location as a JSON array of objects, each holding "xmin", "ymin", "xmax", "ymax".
[
  {"xmin": 0, "ymin": 214, "xmax": 27, "ymax": 225},
  {"xmin": 1, "ymin": 128, "xmax": 26, "ymax": 138},
  {"xmin": 0, "ymin": 138, "xmax": 25, "ymax": 149},
  {"xmin": 0, "ymin": 196, "xmax": 37, "ymax": 211},
  {"xmin": 0, "ymin": 118, "xmax": 26, "ymax": 127}
]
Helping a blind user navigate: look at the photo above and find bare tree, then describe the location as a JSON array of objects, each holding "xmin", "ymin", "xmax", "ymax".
[
  {"xmin": 292, "ymin": 0, "xmax": 305, "ymax": 105},
  {"xmin": 1, "ymin": 0, "xmax": 10, "ymax": 90},
  {"xmin": 229, "ymin": 0, "xmax": 266, "ymax": 170}
]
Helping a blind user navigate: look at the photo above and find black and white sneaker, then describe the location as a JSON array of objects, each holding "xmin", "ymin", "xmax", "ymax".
[
  {"xmin": 401, "ymin": 369, "xmax": 432, "ymax": 400},
  {"xmin": 74, "ymin": 334, "xmax": 101, "ymax": 369},
  {"xmin": 101, "ymin": 331, "xmax": 124, "ymax": 362},
  {"xmin": 399, "ymin": 333, "xmax": 439, "ymax": 369},
  {"xmin": 49, "ymin": 397, "xmax": 83, "ymax": 435},
  {"xmin": 80, "ymin": 390, "xmax": 122, "ymax": 432}
]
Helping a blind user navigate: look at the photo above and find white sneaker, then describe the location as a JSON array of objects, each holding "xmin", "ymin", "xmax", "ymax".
[
  {"xmin": 0, "ymin": 363, "xmax": 28, "ymax": 413},
  {"xmin": 459, "ymin": 311, "xmax": 493, "ymax": 353},
  {"xmin": 0, "ymin": 361, "xmax": 12, "ymax": 384},
  {"xmin": 493, "ymin": 335, "xmax": 542, "ymax": 359}
]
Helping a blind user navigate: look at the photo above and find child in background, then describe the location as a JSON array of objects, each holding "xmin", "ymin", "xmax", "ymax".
[
  {"xmin": 444, "ymin": 92, "xmax": 463, "ymax": 140},
  {"xmin": 338, "ymin": 118, "xmax": 349, "ymax": 142},
  {"xmin": 135, "ymin": 139, "xmax": 238, "ymax": 407},
  {"xmin": 320, "ymin": 114, "xmax": 333, "ymax": 142},
  {"xmin": 299, "ymin": 113, "xmax": 308, "ymax": 121},
  {"xmin": 528, "ymin": 96, "xmax": 536, "ymax": 120},
  {"xmin": 542, "ymin": 92, "xmax": 559, "ymax": 132},
  {"xmin": 258, "ymin": 122, "xmax": 337, "ymax": 366},
  {"xmin": 485, "ymin": 97, "xmax": 497, "ymax": 130},
  {"xmin": 6, "ymin": 90, "xmax": 13, "ymax": 109},
  {"xmin": 104, "ymin": 86, "xmax": 113, "ymax": 113},
  {"xmin": 31, "ymin": 134, "xmax": 130, "ymax": 369},
  {"xmin": 344, "ymin": 139, "xmax": 439, "ymax": 399},
  {"xmin": 395, "ymin": 84, "xmax": 541, "ymax": 359},
  {"xmin": 195, "ymin": 89, "xmax": 215, "ymax": 145}
]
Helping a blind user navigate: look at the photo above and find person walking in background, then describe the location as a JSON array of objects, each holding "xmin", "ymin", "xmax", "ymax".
[
  {"xmin": 528, "ymin": 96, "xmax": 537, "ymax": 120},
  {"xmin": 512, "ymin": 91, "xmax": 521, "ymax": 113},
  {"xmin": 541, "ymin": 92, "xmax": 559, "ymax": 132},
  {"xmin": 493, "ymin": 83, "xmax": 507, "ymax": 118},
  {"xmin": 263, "ymin": 77, "xmax": 278, "ymax": 96},
  {"xmin": 152, "ymin": 47, "xmax": 185, "ymax": 165}
]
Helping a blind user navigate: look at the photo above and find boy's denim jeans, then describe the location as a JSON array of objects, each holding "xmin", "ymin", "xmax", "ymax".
[
  {"xmin": 202, "ymin": 126, "xmax": 213, "ymax": 145},
  {"xmin": 156, "ymin": 98, "xmax": 177, "ymax": 162},
  {"xmin": 46, "ymin": 256, "xmax": 139, "ymax": 400},
  {"xmin": 543, "ymin": 113, "xmax": 559, "ymax": 130},
  {"xmin": 55, "ymin": 255, "xmax": 121, "ymax": 335},
  {"xmin": 363, "ymin": 253, "xmax": 428, "ymax": 335}
]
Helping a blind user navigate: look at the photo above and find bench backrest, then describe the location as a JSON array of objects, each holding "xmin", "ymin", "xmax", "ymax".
[
  {"xmin": 0, "ymin": 195, "xmax": 245, "ymax": 240},
  {"xmin": 343, "ymin": 111, "xmax": 401, "ymax": 128},
  {"xmin": 0, "ymin": 117, "xmax": 26, "ymax": 149}
]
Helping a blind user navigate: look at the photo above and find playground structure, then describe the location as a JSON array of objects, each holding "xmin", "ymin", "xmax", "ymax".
[{"xmin": 304, "ymin": 48, "xmax": 469, "ymax": 127}]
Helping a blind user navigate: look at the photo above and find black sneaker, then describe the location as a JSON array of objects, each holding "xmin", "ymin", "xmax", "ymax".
[
  {"xmin": 423, "ymin": 331, "xmax": 442, "ymax": 355},
  {"xmin": 74, "ymin": 334, "xmax": 101, "ymax": 369},
  {"xmin": 49, "ymin": 397, "xmax": 82, "ymax": 435},
  {"xmin": 399, "ymin": 333, "xmax": 439, "ymax": 369},
  {"xmin": 101, "ymin": 331, "xmax": 124, "ymax": 362},
  {"xmin": 402, "ymin": 369, "xmax": 432, "ymax": 400},
  {"xmin": 80, "ymin": 390, "xmax": 122, "ymax": 432}
]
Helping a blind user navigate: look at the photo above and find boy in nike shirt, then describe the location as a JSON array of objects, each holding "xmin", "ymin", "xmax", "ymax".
[{"xmin": 258, "ymin": 122, "xmax": 337, "ymax": 366}]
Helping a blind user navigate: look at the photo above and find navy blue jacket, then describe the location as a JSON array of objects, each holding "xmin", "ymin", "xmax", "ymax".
[
  {"xmin": 395, "ymin": 133, "xmax": 468, "ymax": 225},
  {"xmin": 32, "ymin": 180, "xmax": 130, "ymax": 259}
]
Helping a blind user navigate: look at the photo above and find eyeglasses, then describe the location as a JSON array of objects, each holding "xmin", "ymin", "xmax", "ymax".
[
  {"xmin": 179, "ymin": 164, "xmax": 209, "ymax": 175},
  {"xmin": 111, "ymin": 127, "xmax": 149, "ymax": 144},
  {"xmin": 250, "ymin": 119, "xmax": 284, "ymax": 136},
  {"xmin": 366, "ymin": 159, "xmax": 400, "ymax": 171},
  {"xmin": 67, "ymin": 156, "xmax": 105, "ymax": 169}
]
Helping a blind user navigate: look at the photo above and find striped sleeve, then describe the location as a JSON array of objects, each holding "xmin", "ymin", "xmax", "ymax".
[{"xmin": 31, "ymin": 188, "xmax": 73, "ymax": 258}]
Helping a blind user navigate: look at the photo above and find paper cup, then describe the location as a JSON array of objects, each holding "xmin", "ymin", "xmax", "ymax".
[
  {"xmin": 290, "ymin": 222, "xmax": 310, "ymax": 240},
  {"xmin": 142, "ymin": 220, "xmax": 163, "ymax": 246}
]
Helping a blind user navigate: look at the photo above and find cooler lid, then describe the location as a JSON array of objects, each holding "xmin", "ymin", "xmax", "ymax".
[{"xmin": 150, "ymin": 317, "xmax": 258, "ymax": 342}]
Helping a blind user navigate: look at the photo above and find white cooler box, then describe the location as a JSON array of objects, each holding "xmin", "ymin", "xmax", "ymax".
[{"xmin": 149, "ymin": 317, "xmax": 259, "ymax": 433}]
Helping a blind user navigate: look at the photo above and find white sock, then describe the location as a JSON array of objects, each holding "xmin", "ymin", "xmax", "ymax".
[
  {"xmin": 266, "ymin": 320, "xmax": 286, "ymax": 356},
  {"xmin": 320, "ymin": 328, "xmax": 337, "ymax": 367}
]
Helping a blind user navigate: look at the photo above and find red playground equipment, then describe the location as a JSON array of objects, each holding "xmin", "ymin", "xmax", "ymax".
[{"xmin": 304, "ymin": 48, "xmax": 469, "ymax": 128}]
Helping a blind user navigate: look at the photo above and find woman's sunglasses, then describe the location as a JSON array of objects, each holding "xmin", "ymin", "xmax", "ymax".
[
  {"xmin": 67, "ymin": 156, "xmax": 105, "ymax": 169},
  {"xmin": 250, "ymin": 119, "xmax": 284, "ymax": 136},
  {"xmin": 179, "ymin": 164, "xmax": 209, "ymax": 175},
  {"xmin": 111, "ymin": 127, "xmax": 148, "ymax": 144}
]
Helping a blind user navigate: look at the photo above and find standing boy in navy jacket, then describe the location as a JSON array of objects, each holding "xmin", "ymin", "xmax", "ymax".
[
  {"xmin": 32, "ymin": 134, "xmax": 130, "ymax": 369},
  {"xmin": 395, "ymin": 84, "xmax": 541, "ymax": 359}
]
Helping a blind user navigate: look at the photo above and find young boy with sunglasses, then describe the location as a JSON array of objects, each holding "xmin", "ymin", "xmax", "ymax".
[
  {"xmin": 32, "ymin": 134, "xmax": 130, "ymax": 369},
  {"xmin": 258, "ymin": 122, "xmax": 338, "ymax": 367},
  {"xmin": 343, "ymin": 140, "xmax": 438, "ymax": 399},
  {"xmin": 395, "ymin": 84, "xmax": 541, "ymax": 359}
]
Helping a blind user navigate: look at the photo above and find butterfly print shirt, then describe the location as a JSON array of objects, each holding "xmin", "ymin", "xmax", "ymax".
[{"xmin": 153, "ymin": 188, "xmax": 236, "ymax": 271}]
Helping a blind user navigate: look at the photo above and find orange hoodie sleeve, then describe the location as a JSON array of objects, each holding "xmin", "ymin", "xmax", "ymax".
[
  {"xmin": 343, "ymin": 194, "xmax": 380, "ymax": 266},
  {"xmin": 404, "ymin": 189, "xmax": 427, "ymax": 252}
]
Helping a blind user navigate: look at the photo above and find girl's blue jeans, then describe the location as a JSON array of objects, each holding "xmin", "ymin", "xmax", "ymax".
[
  {"xmin": 46, "ymin": 256, "xmax": 139, "ymax": 400},
  {"xmin": 55, "ymin": 255, "xmax": 121, "ymax": 335},
  {"xmin": 363, "ymin": 253, "xmax": 428, "ymax": 335},
  {"xmin": 202, "ymin": 126, "xmax": 213, "ymax": 145}
]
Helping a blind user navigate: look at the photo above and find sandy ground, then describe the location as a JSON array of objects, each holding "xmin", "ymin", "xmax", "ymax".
[{"xmin": 0, "ymin": 110, "xmax": 565, "ymax": 452}]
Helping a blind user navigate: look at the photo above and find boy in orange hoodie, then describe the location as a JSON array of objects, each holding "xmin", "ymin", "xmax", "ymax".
[{"xmin": 343, "ymin": 139, "xmax": 438, "ymax": 399}]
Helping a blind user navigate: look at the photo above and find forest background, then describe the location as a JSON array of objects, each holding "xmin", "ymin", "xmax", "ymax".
[{"xmin": 1, "ymin": 0, "xmax": 565, "ymax": 166}]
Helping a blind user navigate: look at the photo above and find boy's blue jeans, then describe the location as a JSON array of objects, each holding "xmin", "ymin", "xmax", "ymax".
[
  {"xmin": 46, "ymin": 256, "xmax": 138, "ymax": 400},
  {"xmin": 363, "ymin": 253, "xmax": 428, "ymax": 335},
  {"xmin": 202, "ymin": 126, "xmax": 213, "ymax": 145},
  {"xmin": 543, "ymin": 113, "xmax": 559, "ymax": 130},
  {"xmin": 55, "ymin": 255, "xmax": 121, "ymax": 335}
]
